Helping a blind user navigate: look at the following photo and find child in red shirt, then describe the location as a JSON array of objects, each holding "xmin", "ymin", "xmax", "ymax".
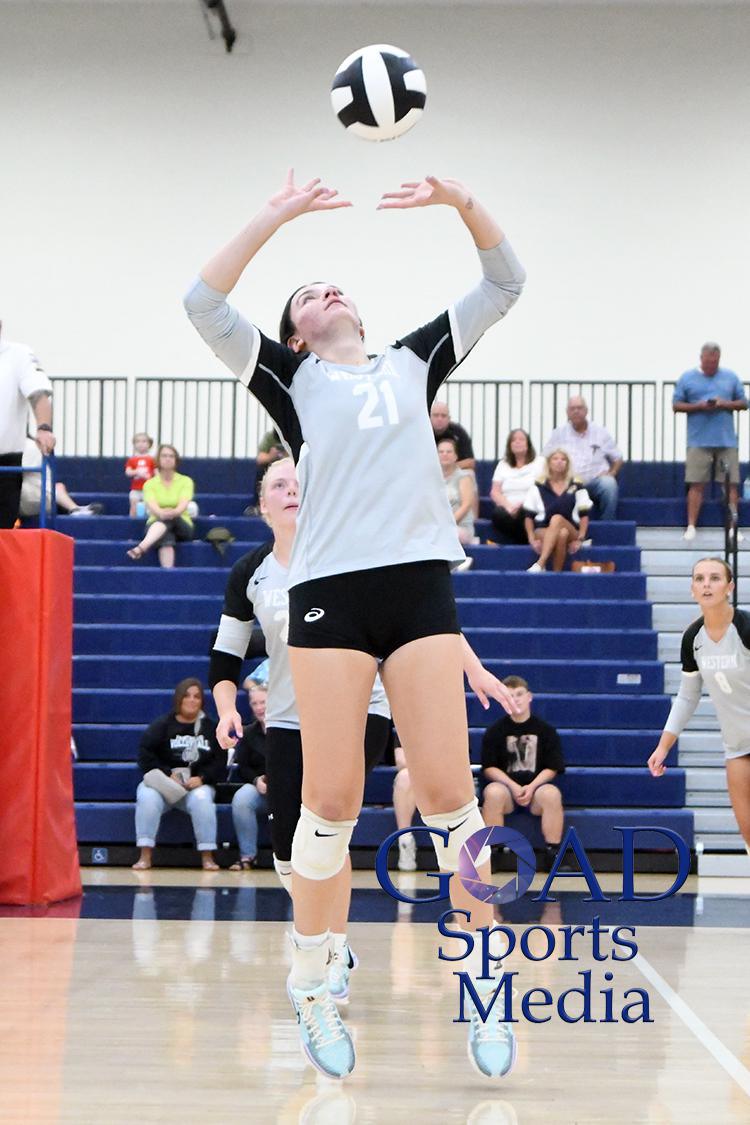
[{"xmin": 125, "ymin": 432, "xmax": 156, "ymax": 516}]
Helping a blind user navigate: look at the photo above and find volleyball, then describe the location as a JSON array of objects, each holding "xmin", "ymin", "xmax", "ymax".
[{"xmin": 330, "ymin": 43, "xmax": 426, "ymax": 142}]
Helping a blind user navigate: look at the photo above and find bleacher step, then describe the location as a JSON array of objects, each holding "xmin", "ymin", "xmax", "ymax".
[
  {"xmin": 637, "ymin": 528, "xmax": 750, "ymax": 551},
  {"xmin": 685, "ymin": 768, "xmax": 729, "ymax": 792},
  {"xmin": 642, "ymin": 549, "xmax": 750, "ymax": 576}
]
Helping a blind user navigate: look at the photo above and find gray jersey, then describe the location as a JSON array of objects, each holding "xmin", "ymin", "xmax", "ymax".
[
  {"xmin": 214, "ymin": 544, "xmax": 390, "ymax": 728},
  {"xmin": 665, "ymin": 610, "xmax": 750, "ymax": 758},
  {"xmin": 184, "ymin": 239, "xmax": 525, "ymax": 589}
]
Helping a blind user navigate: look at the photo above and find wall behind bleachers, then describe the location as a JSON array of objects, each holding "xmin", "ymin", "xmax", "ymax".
[{"xmin": 1, "ymin": 0, "xmax": 749, "ymax": 392}]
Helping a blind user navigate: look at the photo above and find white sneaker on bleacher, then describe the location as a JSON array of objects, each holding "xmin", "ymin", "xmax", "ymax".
[{"xmin": 683, "ymin": 525, "xmax": 696, "ymax": 541}]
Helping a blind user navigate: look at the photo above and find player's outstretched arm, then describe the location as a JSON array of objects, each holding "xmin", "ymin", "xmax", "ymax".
[
  {"xmin": 200, "ymin": 169, "xmax": 352, "ymax": 294},
  {"xmin": 377, "ymin": 176, "xmax": 505, "ymax": 251}
]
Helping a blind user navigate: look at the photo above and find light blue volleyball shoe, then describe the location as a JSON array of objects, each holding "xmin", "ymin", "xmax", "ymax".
[{"xmin": 287, "ymin": 977, "xmax": 356, "ymax": 1079}]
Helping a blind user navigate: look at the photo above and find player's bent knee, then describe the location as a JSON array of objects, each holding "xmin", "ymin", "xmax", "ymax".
[
  {"xmin": 422, "ymin": 797, "xmax": 489, "ymax": 872},
  {"xmin": 290, "ymin": 804, "xmax": 357, "ymax": 881}
]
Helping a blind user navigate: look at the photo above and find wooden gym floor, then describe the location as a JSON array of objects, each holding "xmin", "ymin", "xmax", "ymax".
[{"xmin": 1, "ymin": 869, "xmax": 749, "ymax": 1124}]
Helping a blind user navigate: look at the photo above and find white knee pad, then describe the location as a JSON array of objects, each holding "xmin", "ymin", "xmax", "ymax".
[
  {"xmin": 273, "ymin": 854, "xmax": 293, "ymax": 896},
  {"xmin": 290, "ymin": 804, "xmax": 357, "ymax": 881},
  {"xmin": 422, "ymin": 797, "xmax": 489, "ymax": 872}
]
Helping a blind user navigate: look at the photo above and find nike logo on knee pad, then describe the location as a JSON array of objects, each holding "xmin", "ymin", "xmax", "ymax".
[
  {"xmin": 446, "ymin": 817, "xmax": 468, "ymax": 834},
  {"xmin": 314, "ymin": 829, "xmax": 337, "ymax": 837}
]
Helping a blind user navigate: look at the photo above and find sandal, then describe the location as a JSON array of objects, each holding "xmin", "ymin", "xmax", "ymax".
[
  {"xmin": 126, "ymin": 546, "xmax": 144, "ymax": 560},
  {"xmin": 229, "ymin": 858, "xmax": 255, "ymax": 871}
]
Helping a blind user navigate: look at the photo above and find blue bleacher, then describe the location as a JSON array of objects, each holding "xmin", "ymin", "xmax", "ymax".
[{"xmin": 49, "ymin": 457, "xmax": 694, "ymax": 855}]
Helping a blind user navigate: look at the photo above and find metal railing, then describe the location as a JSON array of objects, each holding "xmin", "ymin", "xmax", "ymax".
[
  {"xmin": 50, "ymin": 377, "xmax": 129, "ymax": 457},
  {"xmin": 0, "ymin": 455, "xmax": 57, "ymax": 528},
  {"xmin": 46, "ymin": 375, "xmax": 750, "ymax": 462}
]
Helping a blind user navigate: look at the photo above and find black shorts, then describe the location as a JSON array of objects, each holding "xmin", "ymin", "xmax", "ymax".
[
  {"xmin": 288, "ymin": 560, "xmax": 460, "ymax": 659},
  {"xmin": 156, "ymin": 516, "xmax": 195, "ymax": 547},
  {"xmin": 265, "ymin": 714, "xmax": 391, "ymax": 861}
]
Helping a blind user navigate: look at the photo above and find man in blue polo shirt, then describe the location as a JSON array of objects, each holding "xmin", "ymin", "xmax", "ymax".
[{"xmin": 673, "ymin": 342, "xmax": 747, "ymax": 540}]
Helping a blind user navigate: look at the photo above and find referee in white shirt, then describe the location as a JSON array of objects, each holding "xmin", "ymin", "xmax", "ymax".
[
  {"xmin": 0, "ymin": 321, "xmax": 55, "ymax": 528},
  {"xmin": 543, "ymin": 395, "xmax": 623, "ymax": 519}
]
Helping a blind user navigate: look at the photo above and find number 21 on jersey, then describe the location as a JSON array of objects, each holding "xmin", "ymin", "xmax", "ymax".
[{"xmin": 354, "ymin": 380, "xmax": 400, "ymax": 430}]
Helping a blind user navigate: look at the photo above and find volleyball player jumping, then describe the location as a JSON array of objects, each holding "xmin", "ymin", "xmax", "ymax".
[{"xmin": 185, "ymin": 170, "xmax": 525, "ymax": 1080}]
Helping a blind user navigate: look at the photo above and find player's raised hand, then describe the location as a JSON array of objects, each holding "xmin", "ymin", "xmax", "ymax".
[
  {"xmin": 377, "ymin": 175, "xmax": 468, "ymax": 210},
  {"xmin": 270, "ymin": 168, "xmax": 352, "ymax": 222}
]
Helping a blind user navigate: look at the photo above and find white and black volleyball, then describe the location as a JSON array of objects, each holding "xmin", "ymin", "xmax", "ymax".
[{"xmin": 330, "ymin": 44, "xmax": 427, "ymax": 142}]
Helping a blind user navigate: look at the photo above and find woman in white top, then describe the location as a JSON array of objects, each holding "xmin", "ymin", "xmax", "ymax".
[
  {"xmin": 438, "ymin": 435, "xmax": 476, "ymax": 543},
  {"xmin": 523, "ymin": 448, "xmax": 592, "ymax": 573},
  {"xmin": 489, "ymin": 429, "xmax": 544, "ymax": 544}
]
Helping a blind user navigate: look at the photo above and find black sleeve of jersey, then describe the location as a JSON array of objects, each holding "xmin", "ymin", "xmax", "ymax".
[
  {"xmin": 247, "ymin": 334, "xmax": 306, "ymax": 460},
  {"xmin": 538, "ymin": 721, "xmax": 565, "ymax": 776},
  {"xmin": 733, "ymin": 609, "xmax": 750, "ymax": 651},
  {"xmin": 209, "ymin": 651, "xmax": 243, "ymax": 691},
  {"xmin": 210, "ymin": 545, "xmax": 274, "ymax": 689},
  {"xmin": 137, "ymin": 715, "xmax": 170, "ymax": 775},
  {"xmin": 680, "ymin": 618, "xmax": 704, "ymax": 673},
  {"xmin": 221, "ymin": 545, "xmax": 271, "ymax": 622},
  {"xmin": 394, "ymin": 311, "xmax": 459, "ymax": 405},
  {"xmin": 481, "ymin": 721, "xmax": 509, "ymax": 773}
]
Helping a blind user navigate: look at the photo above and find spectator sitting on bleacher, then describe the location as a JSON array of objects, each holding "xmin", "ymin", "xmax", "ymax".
[
  {"xmin": 523, "ymin": 449, "xmax": 592, "ymax": 573},
  {"xmin": 438, "ymin": 436, "xmax": 477, "ymax": 545},
  {"xmin": 481, "ymin": 675, "xmax": 566, "ymax": 871},
  {"xmin": 132, "ymin": 677, "xmax": 226, "ymax": 871},
  {"xmin": 229, "ymin": 677, "xmax": 268, "ymax": 870},
  {"xmin": 125, "ymin": 431, "xmax": 155, "ymax": 517},
  {"xmin": 430, "ymin": 399, "xmax": 475, "ymax": 470},
  {"xmin": 543, "ymin": 396, "xmax": 622, "ymax": 520},
  {"xmin": 126, "ymin": 443, "xmax": 197, "ymax": 567},
  {"xmin": 245, "ymin": 428, "xmax": 286, "ymax": 516},
  {"xmin": 19, "ymin": 437, "xmax": 104, "ymax": 519},
  {"xmin": 489, "ymin": 429, "xmax": 544, "ymax": 545}
]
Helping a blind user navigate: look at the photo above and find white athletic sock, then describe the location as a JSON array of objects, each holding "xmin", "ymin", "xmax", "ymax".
[
  {"xmin": 331, "ymin": 932, "xmax": 348, "ymax": 957},
  {"xmin": 745, "ymin": 843, "xmax": 750, "ymax": 859},
  {"xmin": 289, "ymin": 928, "xmax": 330, "ymax": 991}
]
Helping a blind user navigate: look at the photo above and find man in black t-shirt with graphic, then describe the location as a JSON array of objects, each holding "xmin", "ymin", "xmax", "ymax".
[{"xmin": 481, "ymin": 675, "xmax": 566, "ymax": 870}]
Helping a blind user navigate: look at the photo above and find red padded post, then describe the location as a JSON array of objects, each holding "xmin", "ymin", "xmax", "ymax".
[{"xmin": 0, "ymin": 530, "xmax": 81, "ymax": 905}]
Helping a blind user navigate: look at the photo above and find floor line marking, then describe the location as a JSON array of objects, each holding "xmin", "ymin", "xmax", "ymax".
[{"xmin": 634, "ymin": 952, "xmax": 750, "ymax": 1098}]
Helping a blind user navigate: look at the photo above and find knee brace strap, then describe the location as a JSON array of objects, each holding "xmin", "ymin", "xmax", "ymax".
[
  {"xmin": 273, "ymin": 854, "xmax": 293, "ymax": 896},
  {"xmin": 422, "ymin": 797, "xmax": 489, "ymax": 872},
  {"xmin": 291, "ymin": 804, "xmax": 357, "ymax": 881}
]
